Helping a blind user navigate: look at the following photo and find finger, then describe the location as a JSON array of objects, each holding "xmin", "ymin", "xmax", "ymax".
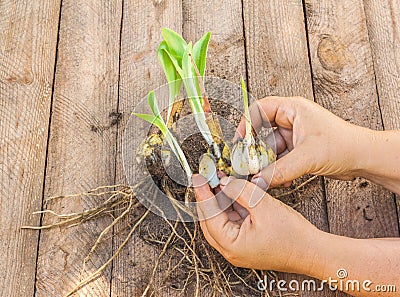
[
  {"xmin": 251, "ymin": 145, "xmax": 311, "ymax": 188},
  {"xmin": 278, "ymin": 148, "xmax": 290, "ymax": 159},
  {"xmin": 234, "ymin": 96, "xmax": 300, "ymax": 143},
  {"xmin": 199, "ymin": 220, "xmax": 222, "ymax": 251},
  {"xmin": 219, "ymin": 175, "xmax": 237, "ymax": 191},
  {"xmin": 266, "ymin": 129, "xmax": 287, "ymax": 155},
  {"xmin": 193, "ymin": 174, "xmax": 221, "ymax": 220},
  {"xmin": 278, "ymin": 126, "xmax": 294, "ymax": 151},
  {"xmin": 226, "ymin": 210, "xmax": 242, "ymax": 222},
  {"xmin": 215, "ymin": 187, "xmax": 243, "ymax": 221},
  {"xmin": 220, "ymin": 177, "xmax": 267, "ymax": 212},
  {"xmin": 193, "ymin": 174, "xmax": 241, "ymax": 245},
  {"xmin": 283, "ymin": 181, "xmax": 292, "ymax": 187},
  {"xmin": 232, "ymin": 101, "xmax": 271, "ymax": 142},
  {"xmin": 217, "ymin": 170, "xmax": 227, "ymax": 179},
  {"xmin": 215, "ymin": 187, "xmax": 233, "ymax": 211},
  {"xmin": 256, "ymin": 96, "xmax": 299, "ymax": 129},
  {"xmin": 233, "ymin": 201, "xmax": 249, "ymax": 219}
]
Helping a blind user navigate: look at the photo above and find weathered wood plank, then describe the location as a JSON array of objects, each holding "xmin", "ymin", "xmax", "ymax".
[
  {"xmin": 183, "ymin": 0, "xmax": 246, "ymax": 81},
  {"xmin": 242, "ymin": 1, "xmax": 332, "ymax": 296},
  {"xmin": 363, "ymin": 0, "xmax": 400, "ymax": 229},
  {"xmin": 0, "ymin": 1, "xmax": 61, "ymax": 296},
  {"xmin": 305, "ymin": 0, "xmax": 398, "ymax": 240},
  {"xmin": 35, "ymin": 1, "xmax": 122, "ymax": 296},
  {"xmin": 183, "ymin": 1, "xmax": 247, "ymax": 295},
  {"xmin": 243, "ymin": 0, "xmax": 329, "ymax": 231},
  {"xmin": 364, "ymin": 0, "xmax": 400, "ymax": 131},
  {"xmin": 111, "ymin": 1, "xmax": 182, "ymax": 296}
]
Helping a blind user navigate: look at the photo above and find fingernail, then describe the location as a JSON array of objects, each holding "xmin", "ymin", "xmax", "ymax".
[{"xmin": 251, "ymin": 177, "xmax": 268, "ymax": 189}]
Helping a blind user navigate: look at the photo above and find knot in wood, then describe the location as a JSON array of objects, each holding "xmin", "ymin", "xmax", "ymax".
[{"xmin": 317, "ymin": 35, "xmax": 354, "ymax": 73}]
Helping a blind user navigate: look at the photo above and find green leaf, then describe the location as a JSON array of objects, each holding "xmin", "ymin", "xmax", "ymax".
[
  {"xmin": 181, "ymin": 42, "xmax": 194, "ymax": 80},
  {"xmin": 193, "ymin": 32, "xmax": 211, "ymax": 77},
  {"xmin": 147, "ymin": 91, "xmax": 160, "ymax": 117},
  {"xmin": 157, "ymin": 41, "xmax": 182, "ymax": 99},
  {"xmin": 132, "ymin": 112, "xmax": 156, "ymax": 125},
  {"xmin": 241, "ymin": 77, "xmax": 248, "ymax": 108},
  {"xmin": 133, "ymin": 112, "xmax": 167, "ymax": 135},
  {"xmin": 157, "ymin": 41, "xmax": 178, "ymax": 84},
  {"xmin": 157, "ymin": 41, "xmax": 183, "ymax": 119},
  {"xmin": 161, "ymin": 28, "xmax": 187, "ymax": 60},
  {"xmin": 161, "ymin": 48, "xmax": 184, "ymax": 78}
]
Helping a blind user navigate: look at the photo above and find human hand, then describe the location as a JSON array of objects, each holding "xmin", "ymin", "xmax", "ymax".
[
  {"xmin": 192, "ymin": 174, "xmax": 319, "ymax": 273},
  {"xmin": 193, "ymin": 174, "xmax": 400, "ymax": 296},
  {"xmin": 235, "ymin": 96, "xmax": 371, "ymax": 188}
]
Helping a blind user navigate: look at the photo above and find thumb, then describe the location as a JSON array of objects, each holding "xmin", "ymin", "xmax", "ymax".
[
  {"xmin": 252, "ymin": 146, "xmax": 311, "ymax": 188},
  {"xmin": 220, "ymin": 178, "xmax": 267, "ymax": 212}
]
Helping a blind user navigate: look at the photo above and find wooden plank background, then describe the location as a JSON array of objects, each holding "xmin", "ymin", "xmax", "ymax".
[
  {"xmin": 0, "ymin": 1, "xmax": 61, "ymax": 296},
  {"xmin": 0, "ymin": 1, "xmax": 399, "ymax": 296},
  {"xmin": 35, "ymin": 1, "xmax": 122, "ymax": 296}
]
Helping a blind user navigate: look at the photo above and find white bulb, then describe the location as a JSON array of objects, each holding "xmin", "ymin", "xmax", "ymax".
[{"xmin": 199, "ymin": 153, "xmax": 220, "ymax": 188}]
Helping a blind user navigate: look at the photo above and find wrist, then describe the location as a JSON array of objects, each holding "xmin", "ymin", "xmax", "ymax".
[
  {"xmin": 294, "ymin": 229, "xmax": 356, "ymax": 281},
  {"xmin": 285, "ymin": 226, "xmax": 330, "ymax": 276},
  {"xmin": 349, "ymin": 126, "xmax": 377, "ymax": 176},
  {"xmin": 355, "ymin": 129, "xmax": 400, "ymax": 193}
]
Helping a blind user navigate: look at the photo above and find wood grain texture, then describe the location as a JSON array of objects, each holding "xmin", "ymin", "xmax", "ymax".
[
  {"xmin": 111, "ymin": 1, "xmax": 182, "ymax": 296},
  {"xmin": 183, "ymin": 0, "xmax": 246, "ymax": 81},
  {"xmin": 183, "ymin": 1, "xmax": 246, "ymax": 295},
  {"xmin": 363, "ymin": 0, "xmax": 400, "ymax": 229},
  {"xmin": 243, "ymin": 0, "xmax": 329, "ymax": 230},
  {"xmin": 364, "ymin": 0, "xmax": 400, "ymax": 131},
  {"xmin": 305, "ymin": 0, "xmax": 398, "ymax": 250},
  {"xmin": 0, "ymin": 1, "xmax": 61, "ymax": 296},
  {"xmin": 243, "ymin": 1, "xmax": 332, "ymax": 296},
  {"xmin": 35, "ymin": 1, "xmax": 122, "ymax": 296}
]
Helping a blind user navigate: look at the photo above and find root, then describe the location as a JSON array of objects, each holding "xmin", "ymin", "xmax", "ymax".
[
  {"xmin": 23, "ymin": 174, "xmax": 317, "ymax": 296},
  {"xmin": 66, "ymin": 207, "xmax": 150, "ymax": 297},
  {"xmin": 273, "ymin": 175, "xmax": 319, "ymax": 199}
]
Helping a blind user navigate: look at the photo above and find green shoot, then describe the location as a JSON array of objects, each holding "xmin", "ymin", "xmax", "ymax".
[
  {"xmin": 241, "ymin": 77, "xmax": 253, "ymax": 144},
  {"xmin": 192, "ymin": 32, "xmax": 211, "ymax": 77},
  {"xmin": 158, "ymin": 29, "xmax": 215, "ymax": 146},
  {"xmin": 133, "ymin": 91, "xmax": 192, "ymax": 183},
  {"xmin": 161, "ymin": 28, "xmax": 187, "ymax": 61},
  {"xmin": 181, "ymin": 44, "xmax": 214, "ymax": 145},
  {"xmin": 157, "ymin": 41, "xmax": 183, "ymax": 125}
]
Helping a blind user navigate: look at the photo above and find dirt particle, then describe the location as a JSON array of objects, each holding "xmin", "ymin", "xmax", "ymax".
[
  {"xmin": 90, "ymin": 125, "xmax": 99, "ymax": 133},
  {"xmin": 109, "ymin": 110, "xmax": 123, "ymax": 126},
  {"xmin": 363, "ymin": 208, "xmax": 373, "ymax": 221},
  {"xmin": 359, "ymin": 181, "xmax": 369, "ymax": 188}
]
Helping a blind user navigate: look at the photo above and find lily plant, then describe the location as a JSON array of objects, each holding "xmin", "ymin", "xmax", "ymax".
[{"xmin": 134, "ymin": 28, "xmax": 276, "ymax": 191}]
